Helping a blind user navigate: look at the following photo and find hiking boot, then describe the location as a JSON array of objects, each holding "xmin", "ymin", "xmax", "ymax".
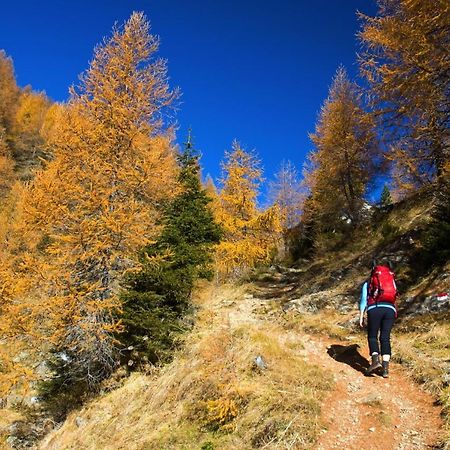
[
  {"xmin": 382, "ymin": 361, "xmax": 389, "ymax": 378},
  {"xmin": 366, "ymin": 354, "xmax": 382, "ymax": 375}
]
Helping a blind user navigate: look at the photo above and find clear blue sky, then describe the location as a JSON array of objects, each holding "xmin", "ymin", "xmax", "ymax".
[{"xmin": 0, "ymin": 0, "xmax": 377, "ymax": 195}]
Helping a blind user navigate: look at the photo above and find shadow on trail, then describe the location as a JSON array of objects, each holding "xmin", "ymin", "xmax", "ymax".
[{"xmin": 327, "ymin": 344, "xmax": 370, "ymax": 375}]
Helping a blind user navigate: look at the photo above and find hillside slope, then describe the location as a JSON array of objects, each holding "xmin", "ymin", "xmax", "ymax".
[
  {"xmin": 36, "ymin": 277, "xmax": 444, "ymax": 450},
  {"xmin": 38, "ymin": 283, "xmax": 333, "ymax": 449},
  {"xmin": 4, "ymin": 189, "xmax": 449, "ymax": 450}
]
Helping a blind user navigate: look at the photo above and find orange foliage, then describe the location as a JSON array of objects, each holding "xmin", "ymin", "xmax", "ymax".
[
  {"xmin": 0, "ymin": 51, "xmax": 19, "ymax": 195},
  {"xmin": 359, "ymin": 0, "xmax": 449, "ymax": 196},
  {"xmin": 0, "ymin": 50, "xmax": 19, "ymax": 134},
  {"xmin": 305, "ymin": 67, "xmax": 377, "ymax": 229},
  {"xmin": 0, "ymin": 12, "xmax": 179, "ymax": 392},
  {"xmin": 214, "ymin": 141, "xmax": 281, "ymax": 278}
]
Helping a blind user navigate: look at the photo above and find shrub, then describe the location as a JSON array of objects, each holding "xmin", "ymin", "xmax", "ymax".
[{"xmin": 380, "ymin": 221, "xmax": 400, "ymax": 241}]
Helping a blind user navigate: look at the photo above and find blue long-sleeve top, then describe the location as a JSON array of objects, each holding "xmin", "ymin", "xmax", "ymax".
[
  {"xmin": 360, "ymin": 281, "xmax": 368, "ymax": 312},
  {"xmin": 360, "ymin": 281, "xmax": 397, "ymax": 313}
]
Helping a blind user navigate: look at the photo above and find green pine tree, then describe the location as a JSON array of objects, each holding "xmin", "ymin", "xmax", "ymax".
[
  {"xmin": 119, "ymin": 132, "xmax": 222, "ymax": 367},
  {"xmin": 421, "ymin": 180, "xmax": 450, "ymax": 267},
  {"xmin": 380, "ymin": 184, "xmax": 393, "ymax": 208}
]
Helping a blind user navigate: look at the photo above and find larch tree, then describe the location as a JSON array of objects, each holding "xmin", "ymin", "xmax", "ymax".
[
  {"xmin": 269, "ymin": 160, "xmax": 304, "ymax": 258},
  {"xmin": 269, "ymin": 159, "xmax": 303, "ymax": 231},
  {"xmin": 305, "ymin": 67, "xmax": 377, "ymax": 232},
  {"xmin": 0, "ymin": 12, "xmax": 179, "ymax": 395},
  {"xmin": 11, "ymin": 90, "xmax": 51, "ymax": 173},
  {"xmin": 0, "ymin": 50, "xmax": 19, "ymax": 139},
  {"xmin": 359, "ymin": 0, "xmax": 450, "ymax": 195},
  {"xmin": 0, "ymin": 51, "xmax": 19, "ymax": 196},
  {"xmin": 0, "ymin": 141, "xmax": 15, "ymax": 198},
  {"xmin": 203, "ymin": 174, "xmax": 222, "ymax": 222},
  {"xmin": 215, "ymin": 141, "xmax": 281, "ymax": 277}
]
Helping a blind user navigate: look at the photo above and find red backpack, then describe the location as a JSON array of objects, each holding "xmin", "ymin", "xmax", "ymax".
[{"xmin": 368, "ymin": 265, "xmax": 397, "ymax": 305}]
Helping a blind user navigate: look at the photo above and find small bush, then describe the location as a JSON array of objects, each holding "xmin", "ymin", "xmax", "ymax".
[
  {"xmin": 204, "ymin": 397, "xmax": 239, "ymax": 431},
  {"xmin": 380, "ymin": 221, "xmax": 400, "ymax": 241}
]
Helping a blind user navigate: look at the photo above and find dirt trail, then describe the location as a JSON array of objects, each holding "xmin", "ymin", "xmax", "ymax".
[
  {"xmin": 223, "ymin": 284, "xmax": 443, "ymax": 450},
  {"xmin": 305, "ymin": 337, "xmax": 442, "ymax": 450}
]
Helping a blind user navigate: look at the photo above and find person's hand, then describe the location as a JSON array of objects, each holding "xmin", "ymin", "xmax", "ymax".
[{"xmin": 359, "ymin": 315, "xmax": 365, "ymax": 328}]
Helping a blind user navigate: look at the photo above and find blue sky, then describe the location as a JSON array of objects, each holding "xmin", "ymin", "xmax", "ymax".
[{"xmin": 0, "ymin": 0, "xmax": 377, "ymax": 195}]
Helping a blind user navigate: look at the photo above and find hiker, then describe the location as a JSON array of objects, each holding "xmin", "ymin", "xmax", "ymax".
[{"xmin": 359, "ymin": 261, "xmax": 397, "ymax": 378}]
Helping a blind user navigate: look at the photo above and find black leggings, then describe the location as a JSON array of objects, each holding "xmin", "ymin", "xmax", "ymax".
[{"xmin": 367, "ymin": 307, "xmax": 395, "ymax": 355}]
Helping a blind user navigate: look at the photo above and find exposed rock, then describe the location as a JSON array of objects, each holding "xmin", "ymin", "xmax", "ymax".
[
  {"xmin": 75, "ymin": 416, "xmax": 86, "ymax": 427},
  {"xmin": 400, "ymin": 289, "xmax": 450, "ymax": 315},
  {"xmin": 358, "ymin": 393, "xmax": 382, "ymax": 406},
  {"xmin": 253, "ymin": 355, "xmax": 268, "ymax": 371}
]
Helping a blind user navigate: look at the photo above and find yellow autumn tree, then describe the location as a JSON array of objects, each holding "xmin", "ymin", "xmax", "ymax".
[
  {"xmin": 0, "ymin": 50, "xmax": 19, "ymax": 197},
  {"xmin": 0, "ymin": 137, "xmax": 15, "ymax": 198},
  {"xmin": 0, "ymin": 12, "xmax": 179, "ymax": 393},
  {"xmin": 305, "ymin": 67, "xmax": 377, "ymax": 235},
  {"xmin": 359, "ymin": 0, "xmax": 450, "ymax": 195},
  {"xmin": 214, "ymin": 141, "xmax": 281, "ymax": 278},
  {"xmin": 204, "ymin": 174, "xmax": 221, "ymax": 218},
  {"xmin": 11, "ymin": 90, "xmax": 51, "ymax": 175},
  {"xmin": 0, "ymin": 50, "xmax": 19, "ymax": 137}
]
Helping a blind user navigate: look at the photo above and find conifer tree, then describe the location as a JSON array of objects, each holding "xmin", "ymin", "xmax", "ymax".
[
  {"xmin": 269, "ymin": 159, "xmax": 303, "ymax": 230},
  {"xmin": 215, "ymin": 141, "xmax": 281, "ymax": 277},
  {"xmin": 0, "ymin": 50, "xmax": 19, "ymax": 138},
  {"xmin": 268, "ymin": 160, "xmax": 304, "ymax": 258},
  {"xmin": 359, "ymin": 0, "xmax": 450, "ymax": 195},
  {"xmin": 0, "ymin": 51, "xmax": 19, "ymax": 196},
  {"xmin": 0, "ymin": 12, "xmax": 179, "ymax": 395},
  {"xmin": 119, "ymin": 132, "xmax": 222, "ymax": 366},
  {"xmin": 305, "ymin": 67, "xmax": 377, "ymax": 232},
  {"xmin": 380, "ymin": 184, "xmax": 393, "ymax": 209},
  {"xmin": 12, "ymin": 90, "xmax": 51, "ymax": 172},
  {"xmin": 204, "ymin": 174, "xmax": 219, "ymax": 202},
  {"xmin": 0, "ymin": 141, "xmax": 15, "ymax": 198}
]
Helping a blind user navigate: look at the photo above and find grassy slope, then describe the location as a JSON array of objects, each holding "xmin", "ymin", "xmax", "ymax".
[
  {"xmin": 3, "ymin": 189, "xmax": 448, "ymax": 449},
  {"xmin": 251, "ymin": 188, "xmax": 450, "ymax": 447},
  {"xmin": 37, "ymin": 284, "xmax": 332, "ymax": 450}
]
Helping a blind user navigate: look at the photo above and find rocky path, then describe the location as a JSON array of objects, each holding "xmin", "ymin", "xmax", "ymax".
[{"xmin": 230, "ymin": 279, "xmax": 444, "ymax": 450}]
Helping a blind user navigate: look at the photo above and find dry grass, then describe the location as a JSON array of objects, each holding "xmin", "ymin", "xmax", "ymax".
[
  {"xmin": 281, "ymin": 306, "xmax": 450, "ymax": 448},
  {"xmin": 394, "ymin": 315, "xmax": 450, "ymax": 448},
  {"xmin": 386, "ymin": 188, "xmax": 434, "ymax": 232},
  {"xmin": 284, "ymin": 309, "xmax": 357, "ymax": 341},
  {"xmin": 38, "ymin": 283, "xmax": 332, "ymax": 450},
  {"xmin": 10, "ymin": 189, "xmax": 446, "ymax": 448},
  {"xmin": 282, "ymin": 305, "xmax": 450, "ymax": 448},
  {"xmin": 0, "ymin": 409, "xmax": 22, "ymax": 449}
]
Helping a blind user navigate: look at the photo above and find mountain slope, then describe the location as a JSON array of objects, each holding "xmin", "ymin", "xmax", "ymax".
[
  {"xmin": 37, "ymin": 277, "xmax": 445, "ymax": 449},
  {"xmin": 38, "ymin": 283, "xmax": 333, "ymax": 450},
  {"xmin": 4, "ymin": 188, "xmax": 449, "ymax": 450}
]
